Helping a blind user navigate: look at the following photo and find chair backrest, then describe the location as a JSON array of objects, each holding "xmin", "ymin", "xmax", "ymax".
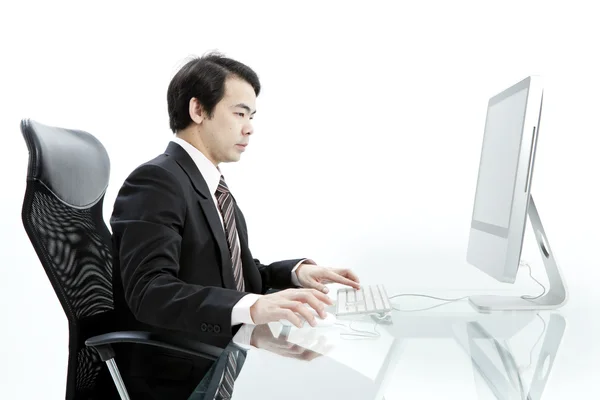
[{"xmin": 20, "ymin": 119, "xmax": 116, "ymax": 399}]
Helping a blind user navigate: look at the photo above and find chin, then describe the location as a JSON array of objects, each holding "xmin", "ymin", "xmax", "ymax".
[{"xmin": 225, "ymin": 154, "xmax": 241, "ymax": 163}]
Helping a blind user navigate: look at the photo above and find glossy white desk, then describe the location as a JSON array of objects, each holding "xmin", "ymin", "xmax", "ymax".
[{"xmin": 189, "ymin": 285, "xmax": 596, "ymax": 400}]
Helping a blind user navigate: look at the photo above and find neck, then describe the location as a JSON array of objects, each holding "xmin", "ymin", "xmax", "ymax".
[{"xmin": 175, "ymin": 129, "xmax": 219, "ymax": 167}]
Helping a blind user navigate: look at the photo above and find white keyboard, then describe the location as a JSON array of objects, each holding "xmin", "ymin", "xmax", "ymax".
[{"xmin": 336, "ymin": 284, "xmax": 392, "ymax": 316}]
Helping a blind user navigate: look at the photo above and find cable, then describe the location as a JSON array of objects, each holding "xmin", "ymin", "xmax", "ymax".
[
  {"xmin": 389, "ymin": 293, "xmax": 470, "ymax": 302},
  {"xmin": 519, "ymin": 261, "xmax": 547, "ymax": 300},
  {"xmin": 387, "ymin": 261, "xmax": 547, "ymax": 311},
  {"xmin": 334, "ymin": 312, "xmax": 388, "ymax": 339},
  {"xmin": 517, "ymin": 313, "xmax": 547, "ymax": 371},
  {"xmin": 333, "ymin": 262, "xmax": 548, "ymax": 336},
  {"xmin": 337, "ymin": 321, "xmax": 380, "ymax": 340},
  {"xmin": 389, "ymin": 293, "xmax": 469, "ymax": 312}
]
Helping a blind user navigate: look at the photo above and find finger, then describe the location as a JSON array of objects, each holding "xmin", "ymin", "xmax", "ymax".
[
  {"xmin": 286, "ymin": 344, "xmax": 306, "ymax": 356},
  {"xmin": 277, "ymin": 303, "xmax": 304, "ymax": 328},
  {"xmin": 300, "ymin": 349, "xmax": 322, "ymax": 361},
  {"xmin": 281, "ymin": 301, "xmax": 316, "ymax": 327},
  {"xmin": 285, "ymin": 288, "xmax": 333, "ymax": 306},
  {"xmin": 294, "ymin": 292, "xmax": 328, "ymax": 319},
  {"xmin": 287, "ymin": 302, "xmax": 317, "ymax": 327},
  {"xmin": 272, "ymin": 340, "xmax": 293, "ymax": 350},
  {"xmin": 306, "ymin": 288, "xmax": 334, "ymax": 305},
  {"xmin": 335, "ymin": 268, "xmax": 360, "ymax": 284},
  {"xmin": 307, "ymin": 279, "xmax": 330, "ymax": 294},
  {"xmin": 325, "ymin": 270, "xmax": 361, "ymax": 289}
]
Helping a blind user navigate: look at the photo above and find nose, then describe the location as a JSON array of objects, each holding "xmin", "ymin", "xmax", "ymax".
[{"xmin": 243, "ymin": 121, "xmax": 254, "ymax": 136}]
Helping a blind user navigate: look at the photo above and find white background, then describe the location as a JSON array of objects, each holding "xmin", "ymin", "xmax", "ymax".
[{"xmin": 1, "ymin": 1, "xmax": 598, "ymax": 398}]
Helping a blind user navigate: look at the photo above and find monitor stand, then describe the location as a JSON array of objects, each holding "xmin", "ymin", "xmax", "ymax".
[{"xmin": 468, "ymin": 195, "xmax": 568, "ymax": 312}]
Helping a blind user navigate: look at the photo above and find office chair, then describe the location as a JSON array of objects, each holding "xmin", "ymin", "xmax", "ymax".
[{"xmin": 20, "ymin": 119, "xmax": 223, "ymax": 400}]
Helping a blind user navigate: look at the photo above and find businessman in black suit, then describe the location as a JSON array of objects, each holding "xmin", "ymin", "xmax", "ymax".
[{"xmin": 110, "ymin": 52, "xmax": 361, "ymax": 399}]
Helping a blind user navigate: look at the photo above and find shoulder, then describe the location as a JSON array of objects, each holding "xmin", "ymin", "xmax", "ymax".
[
  {"xmin": 125, "ymin": 153, "xmax": 187, "ymax": 188},
  {"xmin": 111, "ymin": 154, "xmax": 188, "ymax": 226},
  {"xmin": 113, "ymin": 153, "xmax": 188, "ymax": 205}
]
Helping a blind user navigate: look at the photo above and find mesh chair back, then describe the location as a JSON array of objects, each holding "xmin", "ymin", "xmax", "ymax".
[{"xmin": 20, "ymin": 119, "xmax": 116, "ymax": 399}]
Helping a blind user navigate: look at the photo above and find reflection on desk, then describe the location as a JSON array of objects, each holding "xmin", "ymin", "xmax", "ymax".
[
  {"xmin": 188, "ymin": 309, "xmax": 566, "ymax": 400},
  {"xmin": 454, "ymin": 313, "xmax": 565, "ymax": 400}
]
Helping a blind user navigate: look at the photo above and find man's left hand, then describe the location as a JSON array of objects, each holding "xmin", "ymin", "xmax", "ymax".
[{"xmin": 296, "ymin": 263, "xmax": 360, "ymax": 293}]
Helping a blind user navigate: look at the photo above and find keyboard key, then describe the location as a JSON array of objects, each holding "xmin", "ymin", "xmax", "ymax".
[
  {"xmin": 373, "ymin": 286, "xmax": 384, "ymax": 310},
  {"xmin": 356, "ymin": 289, "xmax": 366, "ymax": 312},
  {"xmin": 335, "ymin": 285, "xmax": 392, "ymax": 316},
  {"xmin": 338, "ymin": 289, "xmax": 347, "ymax": 313},
  {"xmin": 380, "ymin": 285, "xmax": 391, "ymax": 310},
  {"xmin": 365, "ymin": 287, "xmax": 375, "ymax": 311}
]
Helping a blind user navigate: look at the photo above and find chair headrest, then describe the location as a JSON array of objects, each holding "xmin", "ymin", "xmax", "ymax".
[{"xmin": 21, "ymin": 118, "xmax": 110, "ymax": 208}]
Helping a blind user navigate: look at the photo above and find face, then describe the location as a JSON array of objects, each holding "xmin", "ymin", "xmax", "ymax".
[{"xmin": 191, "ymin": 77, "xmax": 256, "ymax": 165}]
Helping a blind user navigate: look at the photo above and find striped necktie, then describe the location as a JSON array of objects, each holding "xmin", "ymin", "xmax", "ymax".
[
  {"xmin": 215, "ymin": 349, "xmax": 243, "ymax": 399},
  {"xmin": 215, "ymin": 175, "xmax": 245, "ymax": 292}
]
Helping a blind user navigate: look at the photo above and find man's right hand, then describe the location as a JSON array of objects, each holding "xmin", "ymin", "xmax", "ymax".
[{"xmin": 249, "ymin": 288, "xmax": 333, "ymax": 328}]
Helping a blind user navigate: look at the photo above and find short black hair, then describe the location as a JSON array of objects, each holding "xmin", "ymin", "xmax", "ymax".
[{"xmin": 167, "ymin": 51, "xmax": 261, "ymax": 133}]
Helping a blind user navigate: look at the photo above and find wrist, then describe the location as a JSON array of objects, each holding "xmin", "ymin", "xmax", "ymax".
[
  {"xmin": 296, "ymin": 262, "xmax": 312, "ymax": 275},
  {"xmin": 250, "ymin": 296, "xmax": 264, "ymax": 324},
  {"xmin": 250, "ymin": 302, "xmax": 257, "ymax": 324}
]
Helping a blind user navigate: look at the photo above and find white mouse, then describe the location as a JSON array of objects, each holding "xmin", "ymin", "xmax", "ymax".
[{"xmin": 280, "ymin": 308, "xmax": 336, "ymax": 328}]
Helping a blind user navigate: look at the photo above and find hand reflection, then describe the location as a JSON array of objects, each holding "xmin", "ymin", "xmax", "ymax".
[{"xmin": 249, "ymin": 324, "xmax": 329, "ymax": 361}]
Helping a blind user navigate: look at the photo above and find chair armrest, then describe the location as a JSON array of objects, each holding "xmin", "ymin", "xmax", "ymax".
[{"xmin": 85, "ymin": 330, "xmax": 224, "ymax": 362}]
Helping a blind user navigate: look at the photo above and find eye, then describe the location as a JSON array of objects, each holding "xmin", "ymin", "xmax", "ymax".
[{"xmin": 236, "ymin": 112, "xmax": 245, "ymax": 117}]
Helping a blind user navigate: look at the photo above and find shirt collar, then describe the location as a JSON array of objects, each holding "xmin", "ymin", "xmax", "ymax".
[{"xmin": 171, "ymin": 137, "xmax": 222, "ymax": 196}]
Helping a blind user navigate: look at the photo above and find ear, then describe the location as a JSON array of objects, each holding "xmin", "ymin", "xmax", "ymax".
[{"xmin": 189, "ymin": 98, "xmax": 204, "ymax": 124}]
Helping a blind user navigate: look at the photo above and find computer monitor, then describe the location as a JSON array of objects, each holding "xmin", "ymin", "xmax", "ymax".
[{"xmin": 466, "ymin": 76, "xmax": 568, "ymax": 312}]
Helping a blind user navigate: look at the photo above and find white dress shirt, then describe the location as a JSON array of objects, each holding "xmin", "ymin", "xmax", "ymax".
[{"xmin": 170, "ymin": 137, "xmax": 311, "ymax": 326}]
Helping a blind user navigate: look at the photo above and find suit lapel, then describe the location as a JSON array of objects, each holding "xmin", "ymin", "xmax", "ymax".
[{"xmin": 165, "ymin": 142, "xmax": 236, "ymax": 290}]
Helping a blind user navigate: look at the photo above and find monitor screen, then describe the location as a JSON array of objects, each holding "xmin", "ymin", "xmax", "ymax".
[{"xmin": 472, "ymin": 87, "xmax": 529, "ymax": 236}]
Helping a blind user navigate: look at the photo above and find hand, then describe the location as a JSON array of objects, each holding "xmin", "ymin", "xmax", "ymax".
[
  {"xmin": 296, "ymin": 263, "xmax": 361, "ymax": 293},
  {"xmin": 250, "ymin": 288, "xmax": 333, "ymax": 328},
  {"xmin": 249, "ymin": 324, "xmax": 327, "ymax": 361}
]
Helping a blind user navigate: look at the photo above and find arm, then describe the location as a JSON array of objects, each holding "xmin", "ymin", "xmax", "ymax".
[
  {"xmin": 230, "ymin": 260, "xmax": 316, "ymax": 324},
  {"xmin": 233, "ymin": 207, "xmax": 309, "ymax": 292},
  {"xmin": 254, "ymin": 258, "xmax": 307, "ymax": 292},
  {"xmin": 111, "ymin": 164, "xmax": 247, "ymax": 336}
]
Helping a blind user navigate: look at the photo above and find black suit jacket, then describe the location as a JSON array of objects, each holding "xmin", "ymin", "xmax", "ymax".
[{"xmin": 110, "ymin": 142, "xmax": 304, "ymax": 397}]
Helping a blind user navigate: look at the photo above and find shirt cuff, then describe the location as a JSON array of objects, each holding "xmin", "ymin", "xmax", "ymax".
[
  {"xmin": 291, "ymin": 258, "xmax": 316, "ymax": 287},
  {"xmin": 232, "ymin": 324, "xmax": 257, "ymax": 350},
  {"xmin": 231, "ymin": 294, "xmax": 262, "ymax": 326}
]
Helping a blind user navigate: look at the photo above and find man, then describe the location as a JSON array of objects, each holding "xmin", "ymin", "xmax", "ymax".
[{"xmin": 110, "ymin": 51, "xmax": 361, "ymax": 399}]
